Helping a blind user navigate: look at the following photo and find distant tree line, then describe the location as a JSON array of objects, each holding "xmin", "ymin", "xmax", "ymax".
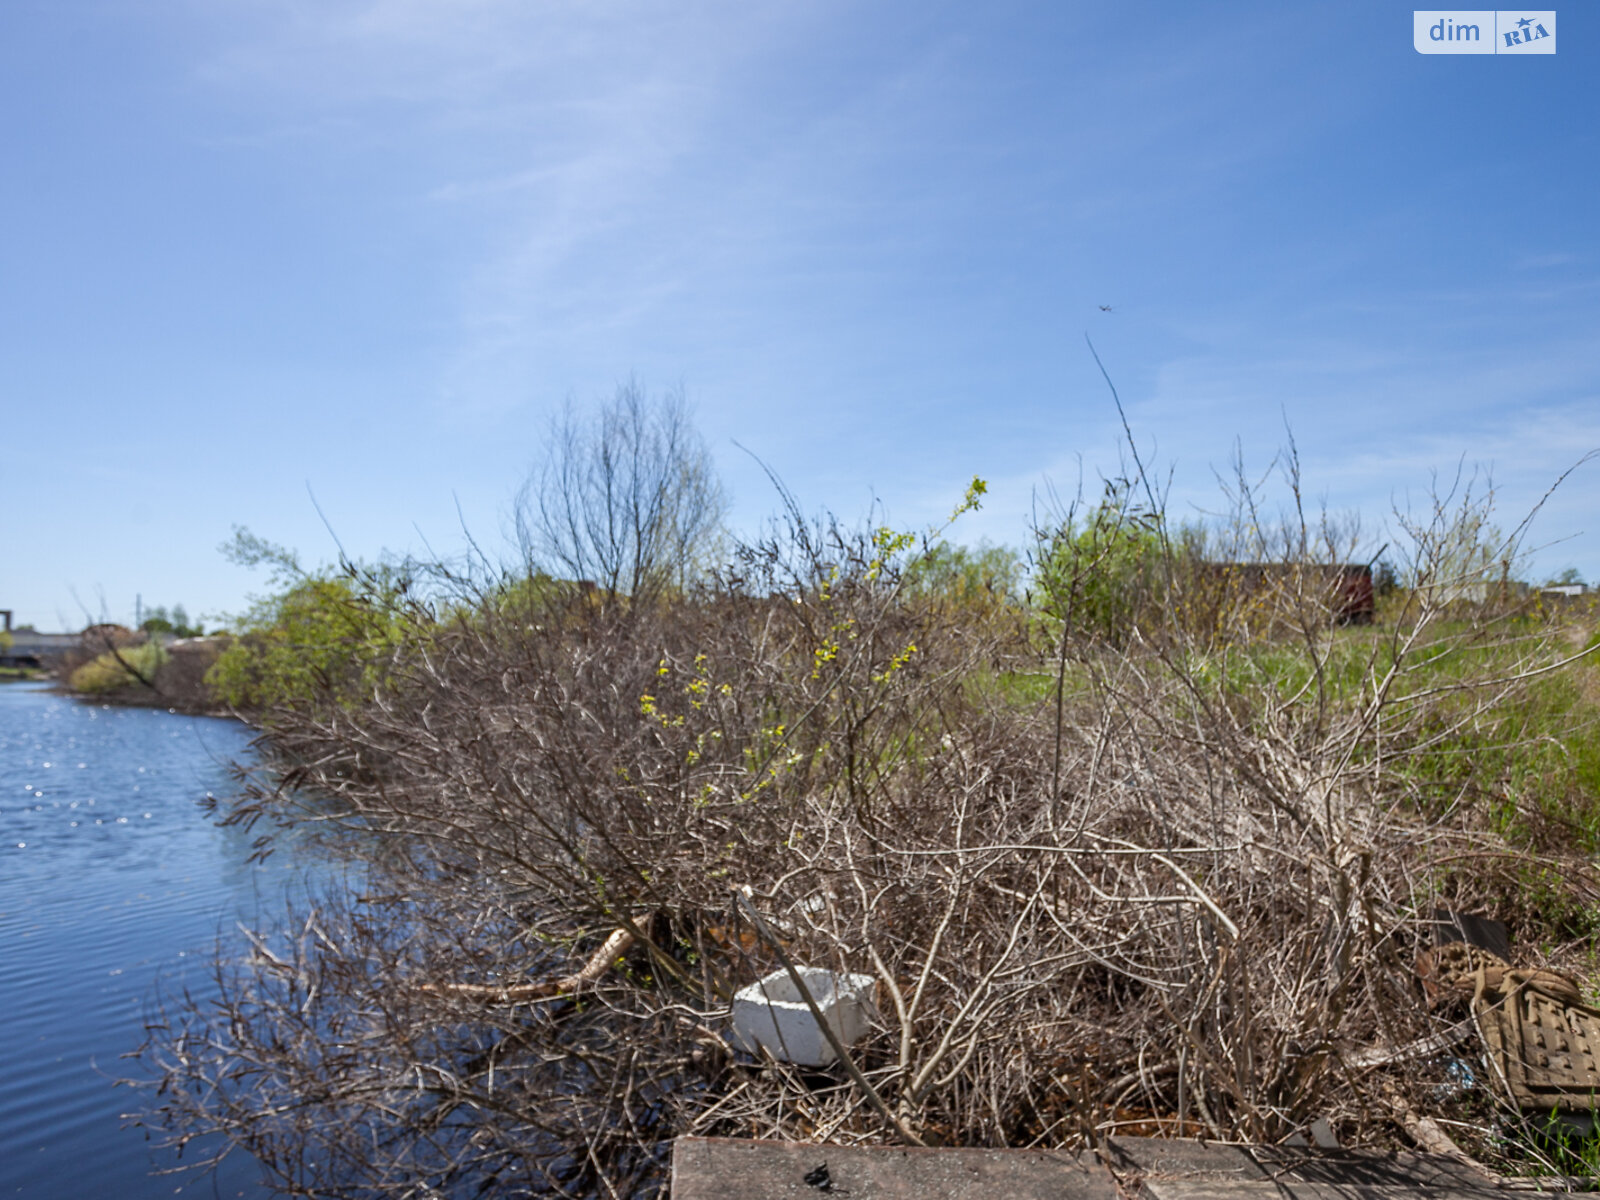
[{"xmin": 139, "ymin": 603, "xmax": 204, "ymax": 638}]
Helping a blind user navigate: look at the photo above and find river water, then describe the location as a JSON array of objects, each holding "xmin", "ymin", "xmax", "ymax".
[{"xmin": 0, "ymin": 682, "xmax": 314, "ymax": 1198}]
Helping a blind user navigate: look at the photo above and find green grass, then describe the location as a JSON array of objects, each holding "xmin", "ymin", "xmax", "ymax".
[
  {"xmin": 966, "ymin": 600, "xmax": 1600, "ymax": 866},
  {"xmin": 1179, "ymin": 613, "xmax": 1600, "ymax": 849},
  {"xmin": 1518, "ymin": 1110, "xmax": 1600, "ymax": 1179},
  {"xmin": 1390, "ymin": 652, "xmax": 1600, "ymax": 851},
  {"xmin": 986, "ymin": 666, "xmax": 1092, "ymax": 708}
]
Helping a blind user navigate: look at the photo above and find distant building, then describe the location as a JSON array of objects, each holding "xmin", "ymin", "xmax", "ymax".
[
  {"xmin": 1202, "ymin": 562, "xmax": 1375, "ymax": 625},
  {"xmin": 1541, "ymin": 583, "xmax": 1588, "ymax": 600}
]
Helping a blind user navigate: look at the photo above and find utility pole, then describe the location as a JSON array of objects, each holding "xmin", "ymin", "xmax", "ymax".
[{"xmin": 136, "ymin": 594, "xmax": 142, "ymax": 628}]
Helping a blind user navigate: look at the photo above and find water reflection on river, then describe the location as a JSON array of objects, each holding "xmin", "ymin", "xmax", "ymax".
[{"xmin": 0, "ymin": 682, "xmax": 319, "ymax": 1198}]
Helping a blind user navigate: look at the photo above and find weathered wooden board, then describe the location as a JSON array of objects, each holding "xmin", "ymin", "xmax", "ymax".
[
  {"xmin": 1141, "ymin": 1185, "xmax": 1510, "ymax": 1200},
  {"xmin": 1108, "ymin": 1136, "xmax": 1497, "ymax": 1190},
  {"xmin": 674, "ymin": 1135, "xmax": 1527, "ymax": 1199},
  {"xmin": 670, "ymin": 1137, "xmax": 1119, "ymax": 1200}
]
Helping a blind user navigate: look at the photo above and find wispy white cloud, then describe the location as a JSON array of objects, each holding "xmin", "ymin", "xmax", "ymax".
[
  {"xmin": 188, "ymin": 2, "xmax": 879, "ymax": 409},
  {"xmin": 175, "ymin": 0, "xmax": 1382, "ymax": 429},
  {"xmin": 144, "ymin": 0, "xmax": 1600, "ymax": 582},
  {"xmin": 1102, "ymin": 308, "xmax": 1600, "ymax": 575}
]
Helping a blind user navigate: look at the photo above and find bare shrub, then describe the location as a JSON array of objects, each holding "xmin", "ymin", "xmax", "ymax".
[{"xmin": 134, "ymin": 455, "xmax": 1600, "ymax": 1196}]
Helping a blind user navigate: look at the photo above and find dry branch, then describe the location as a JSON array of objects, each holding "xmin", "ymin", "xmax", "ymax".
[{"xmin": 422, "ymin": 927, "xmax": 637, "ymax": 1003}]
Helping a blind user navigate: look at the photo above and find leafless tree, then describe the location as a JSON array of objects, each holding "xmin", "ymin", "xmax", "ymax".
[{"xmin": 514, "ymin": 381, "xmax": 726, "ymax": 600}]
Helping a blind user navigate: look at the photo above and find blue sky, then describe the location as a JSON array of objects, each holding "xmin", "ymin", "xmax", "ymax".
[{"xmin": 3, "ymin": 1, "xmax": 1596, "ymax": 629}]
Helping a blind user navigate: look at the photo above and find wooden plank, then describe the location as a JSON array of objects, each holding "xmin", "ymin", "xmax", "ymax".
[
  {"xmin": 1109, "ymin": 1137, "xmax": 1497, "ymax": 1190},
  {"xmin": 1106, "ymin": 1137, "xmax": 1272, "ymax": 1183},
  {"xmin": 670, "ymin": 1137, "xmax": 1120, "ymax": 1200},
  {"xmin": 1141, "ymin": 1185, "xmax": 1508, "ymax": 1200}
]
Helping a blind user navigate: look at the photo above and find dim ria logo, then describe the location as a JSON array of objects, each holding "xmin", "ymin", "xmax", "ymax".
[{"xmin": 1414, "ymin": 11, "xmax": 1555, "ymax": 53}]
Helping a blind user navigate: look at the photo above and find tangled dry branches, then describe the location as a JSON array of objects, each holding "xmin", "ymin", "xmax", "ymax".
[{"xmin": 135, "ymin": 479, "xmax": 1600, "ymax": 1198}]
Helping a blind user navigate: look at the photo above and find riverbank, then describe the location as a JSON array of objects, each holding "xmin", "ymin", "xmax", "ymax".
[
  {"xmin": 37, "ymin": 634, "xmax": 235, "ymax": 718},
  {"xmin": 42, "ymin": 677, "xmax": 236, "ymax": 718}
]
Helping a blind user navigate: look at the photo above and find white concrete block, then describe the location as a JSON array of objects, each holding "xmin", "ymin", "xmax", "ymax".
[{"xmin": 729, "ymin": 967, "xmax": 877, "ymax": 1067}]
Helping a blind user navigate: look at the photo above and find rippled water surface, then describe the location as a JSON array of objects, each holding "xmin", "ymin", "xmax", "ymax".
[{"xmin": 0, "ymin": 683, "xmax": 309, "ymax": 1198}]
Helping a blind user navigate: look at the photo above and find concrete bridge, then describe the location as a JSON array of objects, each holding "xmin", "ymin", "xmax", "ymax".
[{"xmin": 0, "ymin": 610, "xmax": 85, "ymax": 670}]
